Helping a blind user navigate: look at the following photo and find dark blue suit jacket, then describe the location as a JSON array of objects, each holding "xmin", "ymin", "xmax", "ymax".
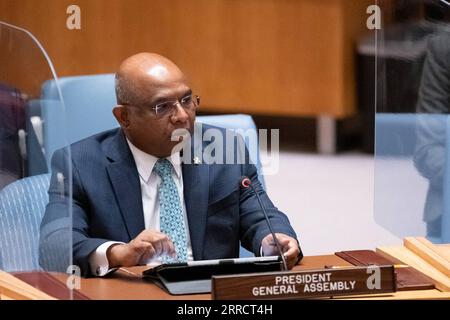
[
  {"xmin": 414, "ymin": 34, "xmax": 450, "ymax": 226},
  {"xmin": 39, "ymin": 124, "xmax": 298, "ymax": 276}
]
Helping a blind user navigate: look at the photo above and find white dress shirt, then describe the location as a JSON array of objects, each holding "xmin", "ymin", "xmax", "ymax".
[{"xmin": 89, "ymin": 139, "xmax": 193, "ymax": 276}]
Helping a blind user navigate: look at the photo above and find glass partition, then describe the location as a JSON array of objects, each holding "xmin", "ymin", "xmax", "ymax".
[
  {"xmin": 0, "ymin": 21, "xmax": 75, "ymax": 298},
  {"xmin": 374, "ymin": 0, "xmax": 450, "ymax": 244}
]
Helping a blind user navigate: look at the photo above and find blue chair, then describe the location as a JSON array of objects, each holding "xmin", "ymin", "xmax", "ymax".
[
  {"xmin": 34, "ymin": 74, "xmax": 118, "ymax": 172},
  {"xmin": 0, "ymin": 174, "xmax": 50, "ymax": 272}
]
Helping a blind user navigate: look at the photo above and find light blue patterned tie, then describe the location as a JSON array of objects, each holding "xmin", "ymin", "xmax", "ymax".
[{"xmin": 154, "ymin": 159, "xmax": 188, "ymax": 263}]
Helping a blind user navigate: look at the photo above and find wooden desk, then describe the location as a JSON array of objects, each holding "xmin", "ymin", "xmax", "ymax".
[{"xmin": 48, "ymin": 254, "xmax": 450, "ymax": 300}]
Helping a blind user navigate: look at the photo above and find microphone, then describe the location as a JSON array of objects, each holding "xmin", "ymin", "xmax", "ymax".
[{"xmin": 240, "ymin": 176, "xmax": 289, "ymax": 271}]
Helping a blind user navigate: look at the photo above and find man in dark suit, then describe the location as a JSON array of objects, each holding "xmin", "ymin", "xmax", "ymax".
[
  {"xmin": 39, "ymin": 53, "xmax": 301, "ymax": 277},
  {"xmin": 414, "ymin": 32, "xmax": 450, "ymax": 239}
]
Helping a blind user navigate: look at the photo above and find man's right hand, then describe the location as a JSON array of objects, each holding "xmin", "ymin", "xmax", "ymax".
[{"xmin": 107, "ymin": 230, "xmax": 176, "ymax": 268}]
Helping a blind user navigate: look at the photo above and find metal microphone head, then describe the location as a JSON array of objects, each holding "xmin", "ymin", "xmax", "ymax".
[{"xmin": 240, "ymin": 176, "xmax": 252, "ymax": 189}]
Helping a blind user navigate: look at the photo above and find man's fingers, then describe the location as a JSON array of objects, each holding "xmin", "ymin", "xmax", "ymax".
[
  {"xmin": 279, "ymin": 238, "xmax": 292, "ymax": 246},
  {"xmin": 139, "ymin": 247, "xmax": 156, "ymax": 264},
  {"xmin": 264, "ymin": 233, "xmax": 291, "ymax": 246},
  {"xmin": 135, "ymin": 241, "xmax": 156, "ymax": 261},
  {"xmin": 122, "ymin": 230, "xmax": 179, "ymax": 266},
  {"xmin": 138, "ymin": 232, "xmax": 167, "ymax": 255},
  {"xmin": 161, "ymin": 238, "xmax": 176, "ymax": 258},
  {"xmin": 169, "ymin": 240, "xmax": 177, "ymax": 257},
  {"xmin": 154, "ymin": 234, "xmax": 175, "ymax": 258},
  {"xmin": 284, "ymin": 248, "xmax": 299, "ymax": 267},
  {"xmin": 138, "ymin": 230, "xmax": 167, "ymax": 242},
  {"xmin": 261, "ymin": 234, "xmax": 300, "ymax": 269},
  {"xmin": 137, "ymin": 232, "xmax": 175, "ymax": 259},
  {"xmin": 282, "ymin": 242, "xmax": 300, "ymax": 269},
  {"xmin": 282, "ymin": 243, "xmax": 298, "ymax": 257}
]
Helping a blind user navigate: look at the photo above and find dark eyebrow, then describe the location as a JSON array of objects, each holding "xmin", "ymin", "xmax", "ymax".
[{"xmin": 181, "ymin": 89, "xmax": 193, "ymax": 98}]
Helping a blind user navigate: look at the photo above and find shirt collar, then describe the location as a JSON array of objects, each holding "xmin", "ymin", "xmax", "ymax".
[{"xmin": 126, "ymin": 139, "xmax": 182, "ymax": 183}]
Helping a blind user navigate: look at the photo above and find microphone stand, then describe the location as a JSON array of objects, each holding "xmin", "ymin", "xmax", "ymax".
[{"xmin": 246, "ymin": 182, "xmax": 289, "ymax": 271}]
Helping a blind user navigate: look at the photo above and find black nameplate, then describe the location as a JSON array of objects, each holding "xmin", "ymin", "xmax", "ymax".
[{"xmin": 212, "ymin": 265, "xmax": 396, "ymax": 299}]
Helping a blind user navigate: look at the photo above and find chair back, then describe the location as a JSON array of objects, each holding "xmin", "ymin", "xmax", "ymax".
[{"xmin": 0, "ymin": 174, "xmax": 50, "ymax": 271}]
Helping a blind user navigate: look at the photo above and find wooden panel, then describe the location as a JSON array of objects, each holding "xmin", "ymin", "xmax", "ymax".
[
  {"xmin": 377, "ymin": 246, "xmax": 450, "ymax": 292},
  {"xmin": 0, "ymin": 270, "xmax": 56, "ymax": 300},
  {"xmin": 335, "ymin": 289, "xmax": 450, "ymax": 300},
  {"xmin": 0, "ymin": 0, "xmax": 372, "ymax": 118},
  {"xmin": 436, "ymin": 244, "xmax": 450, "ymax": 261},
  {"xmin": 404, "ymin": 237, "xmax": 450, "ymax": 277},
  {"xmin": 341, "ymin": 0, "xmax": 374, "ymax": 117}
]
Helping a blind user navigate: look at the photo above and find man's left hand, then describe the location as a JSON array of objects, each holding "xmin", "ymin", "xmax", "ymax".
[{"xmin": 261, "ymin": 233, "xmax": 300, "ymax": 269}]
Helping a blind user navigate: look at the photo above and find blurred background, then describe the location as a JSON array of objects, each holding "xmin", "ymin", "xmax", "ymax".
[
  {"xmin": 1, "ymin": 0, "xmax": 372, "ymax": 153},
  {"xmin": 1, "ymin": 0, "xmax": 449, "ymax": 264}
]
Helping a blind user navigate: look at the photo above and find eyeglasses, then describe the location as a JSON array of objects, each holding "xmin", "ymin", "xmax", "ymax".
[
  {"xmin": 154, "ymin": 94, "xmax": 200, "ymax": 117},
  {"xmin": 124, "ymin": 93, "xmax": 200, "ymax": 118}
]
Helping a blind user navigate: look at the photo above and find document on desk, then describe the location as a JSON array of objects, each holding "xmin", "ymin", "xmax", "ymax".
[{"xmin": 142, "ymin": 256, "xmax": 282, "ymax": 295}]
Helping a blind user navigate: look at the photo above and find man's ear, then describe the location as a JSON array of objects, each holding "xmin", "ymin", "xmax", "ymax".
[{"xmin": 112, "ymin": 105, "xmax": 130, "ymax": 128}]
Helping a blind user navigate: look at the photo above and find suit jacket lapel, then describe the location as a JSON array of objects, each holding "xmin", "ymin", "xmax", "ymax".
[
  {"xmin": 182, "ymin": 162, "xmax": 209, "ymax": 260},
  {"xmin": 182, "ymin": 124, "xmax": 209, "ymax": 260},
  {"xmin": 104, "ymin": 129, "xmax": 145, "ymax": 240}
]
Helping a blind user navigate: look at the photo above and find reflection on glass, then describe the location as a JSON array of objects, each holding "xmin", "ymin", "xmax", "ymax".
[
  {"xmin": 0, "ymin": 21, "xmax": 73, "ymax": 297},
  {"xmin": 414, "ymin": 33, "xmax": 450, "ymax": 242},
  {"xmin": 373, "ymin": 0, "xmax": 450, "ymax": 244}
]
